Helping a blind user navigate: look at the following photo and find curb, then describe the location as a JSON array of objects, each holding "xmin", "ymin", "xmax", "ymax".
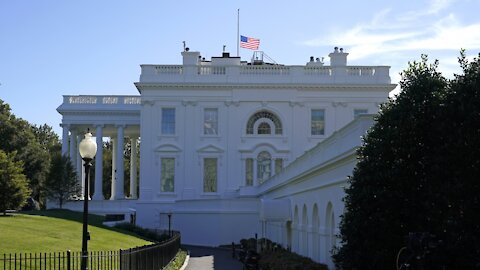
[{"xmin": 179, "ymin": 253, "xmax": 190, "ymax": 270}]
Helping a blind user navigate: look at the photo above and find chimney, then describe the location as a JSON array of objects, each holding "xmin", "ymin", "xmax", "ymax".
[
  {"xmin": 181, "ymin": 50, "xmax": 201, "ymax": 66},
  {"xmin": 328, "ymin": 47, "xmax": 348, "ymax": 66}
]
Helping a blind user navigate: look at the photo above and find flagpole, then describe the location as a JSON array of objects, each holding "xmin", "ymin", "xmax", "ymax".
[{"xmin": 237, "ymin": 9, "xmax": 240, "ymax": 57}]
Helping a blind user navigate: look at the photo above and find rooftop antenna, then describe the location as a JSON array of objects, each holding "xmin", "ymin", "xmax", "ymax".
[
  {"xmin": 223, "ymin": 45, "xmax": 226, "ymax": 52},
  {"xmin": 183, "ymin": 41, "xmax": 186, "ymax": 51}
]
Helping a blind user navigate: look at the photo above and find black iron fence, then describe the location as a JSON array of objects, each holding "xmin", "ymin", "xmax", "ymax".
[{"xmin": 0, "ymin": 233, "xmax": 181, "ymax": 270}]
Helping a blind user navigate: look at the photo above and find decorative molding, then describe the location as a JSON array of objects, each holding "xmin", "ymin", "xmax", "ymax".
[
  {"xmin": 261, "ymin": 101, "xmax": 268, "ymax": 107},
  {"xmin": 181, "ymin": 100, "xmax": 198, "ymax": 106},
  {"xmin": 224, "ymin": 100, "xmax": 240, "ymax": 107},
  {"xmin": 154, "ymin": 143, "xmax": 182, "ymax": 153},
  {"xmin": 141, "ymin": 100, "xmax": 155, "ymax": 106},
  {"xmin": 332, "ymin": 102, "xmax": 348, "ymax": 108},
  {"xmin": 196, "ymin": 144, "xmax": 225, "ymax": 153},
  {"xmin": 289, "ymin": 101, "xmax": 305, "ymax": 107}
]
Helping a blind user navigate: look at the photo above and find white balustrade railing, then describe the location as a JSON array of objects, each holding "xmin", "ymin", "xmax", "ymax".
[
  {"xmin": 64, "ymin": 96, "xmax": 141, "ymax": 106},
  {"xmin": 140, "ymin": 64, "xmax": 390, "ymax": 84}
]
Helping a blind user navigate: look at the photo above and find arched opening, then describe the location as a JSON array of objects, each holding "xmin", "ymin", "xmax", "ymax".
[
  {"xmin": 312, "ymin": 203, "xmax": 320, "ymax": 262},
  {"xmin": 302, "ymin": 204, "xmax": 308, "ymax": 256},
  {"xmin": 246, "ymin": 110, "xmax": 283, "ymax": 135},
  {"xmin": 293, "ymin": 206, "xmax": 299, "ymax": 253},
  {"xmin": 325, "ymin": 202, "xmax": 335, "ymax": 268},
  {"xmin": 257, "ymin": 122, "xmax": 271, "ymax": 134},
  {"xmin": 286, "ymin": 220, "xmax": 292, "ymax": 251}
]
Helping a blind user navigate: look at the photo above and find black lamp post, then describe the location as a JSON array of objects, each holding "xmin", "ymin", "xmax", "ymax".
[
  {"xmin": 79, "ymin": 130, "xmax": 97, "ymax": 270},
  {"xmin": 167, "ymin": 213, "xmax": 172, "ymax": 237}
]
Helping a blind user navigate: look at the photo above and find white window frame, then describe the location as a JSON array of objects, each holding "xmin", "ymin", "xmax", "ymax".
[
  {"xmin": 202, "ymin": 157, "xmax": 218, "ymax": 193},
  {"xmin": 311, "ymin": 108, "xmax": 325, "ymax": 136},
  {"xmin": 161, "ymin": 108, "xmax": 176, "ymax": 135},
  {"xmin": 203, "ymin": 108, "xmax": 219, "ymax": 135},
  {"xmin": 354, "ymin": 109, "xmax": 368, "ymax": 119},
  {"xmin": 160, "ymin": 157, "xmax": 175, "ymax": 193}
]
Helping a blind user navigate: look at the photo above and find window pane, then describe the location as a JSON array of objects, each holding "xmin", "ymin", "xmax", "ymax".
[
  {"xmin": 246, "ymin": 158, "xmax": 253, "ymax": 186},
  {"xmin": 257, "ymin": 151, "xmax": 271, "ymax": 183},
  {"xmin": 161, "ymin": 108, "xmax": 175, "ymax": 134},
  {"xmin": 204, "ymin": 108, "xmax": 218, "ymax": 135},
  {"xmin": 257, "ymin": 122, "xmax": 271, "ymax": 134},
  {"xmin": 203, "ymin": 158, "xmax": 217, "ymax": 192},
  {"xmin": 275, "ymin": 159, "xmax": 283, "ymax": 175},
  {"xmin": 354, "ymin": 109, "xmax": 368, "ymax": 119},
  {"xmin": 311, "ymin": 109, "xmax": 325, "ymax": 135},
  {"xmin": 161, "ymin": 158, "xmax": 175, "ymax": 192},
  {"xmin": 246, "ymin": 110, "xmax": 282, "ymax": 135}
]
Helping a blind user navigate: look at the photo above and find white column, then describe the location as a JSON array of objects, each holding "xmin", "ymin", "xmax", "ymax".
[
  {"xmin": 93, "ymin": 125, "xmax": 104, "ymax": 200},
  {"xmin": 69, "ymin": 129, "xmax": 77, "ymax": 165},
  {"xmin": 110, "ymin": 138, "xmax": 116, "ymax": 200},
  {"xmin": 114, "ymin": 125, "xmax": 125, "ymax": 199},
  {"xmin": 130, "ymin": 137, "xmax": 138, "ymax": 199},
  {"xmin": 61, "ymin": 124, "xmax": 69, "ymax": 156},
  {"xmin": 76, "ymin": 134, "xmax": 84, "ymax": 199}
]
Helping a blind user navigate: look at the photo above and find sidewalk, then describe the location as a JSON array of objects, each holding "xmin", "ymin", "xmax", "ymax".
[{"xmin": 183, "ymin": 245, "xmax": 244, "ymax": 270}]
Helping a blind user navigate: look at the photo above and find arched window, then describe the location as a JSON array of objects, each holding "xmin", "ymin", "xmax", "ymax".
[
  {"xmin": 257, "ymin": 151, "xmax": 271, "ymax": 183},
  {"xmin": 246, "ymin": 110, "xmax": 282, "ymax": 135},
  {"xmin": 257, "ymin": 122, "xmax": 271, "ymax": 134}
]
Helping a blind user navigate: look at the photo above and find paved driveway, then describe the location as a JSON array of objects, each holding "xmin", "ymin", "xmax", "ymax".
[{"xmin": 183, "ymin": 245, "xmax": 243, "ymax": 270}]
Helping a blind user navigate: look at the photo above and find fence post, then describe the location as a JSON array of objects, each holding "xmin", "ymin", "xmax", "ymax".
[{"xmin": 119, "ymin": 249, "xmax": 122, "ymax": 270}]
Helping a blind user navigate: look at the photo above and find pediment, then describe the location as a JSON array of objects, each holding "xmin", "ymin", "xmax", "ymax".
[
  {"xmin": 196, "ymin": 144, "xmax": 224, "ymax": 153},
  {"xmin": 238, "ymin": 142, "xmax": 289, "ymax": 153},
  {"xmin": 154, "ymin": 143, "xmax": 182, "ymax": 152}
]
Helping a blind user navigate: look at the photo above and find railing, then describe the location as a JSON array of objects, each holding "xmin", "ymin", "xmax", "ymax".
[
  {"xmin": 140, "ymin": 64, "xmax": 391, "ymax": 84},
  {"xmin": 63, "ymin": 96, "xmax": 141, "ymax": 106},
  {"xmin": 0, "ymin": 233, "xmax": 181, "ymax": 270}
]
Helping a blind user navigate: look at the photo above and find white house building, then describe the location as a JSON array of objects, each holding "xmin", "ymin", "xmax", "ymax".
[{"xmin": 55, "ymin": 47, "xmax": 395, "ymax": 268}]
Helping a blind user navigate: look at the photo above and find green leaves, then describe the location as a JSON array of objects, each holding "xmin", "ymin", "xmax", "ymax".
[
  {"xmin": 0, "ymin": 150, "xmax": 31, "ymax": 213},
  {"xmin": 334, "ymin": 52, "xmax": 480, "ymax": 269}
]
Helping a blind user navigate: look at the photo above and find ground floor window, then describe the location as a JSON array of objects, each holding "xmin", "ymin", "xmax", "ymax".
[
  {"xmin": 245, "ymin": 158, "xmax": 254, "ymax": 186},
  {"xmin": 160, "ymin": 158, "xmax": 175, "ymax": 192},
  {"xmin": 275, "ymin": 158, "xmax": 283, "ymax": 174},
  {"xmin": 203, "ymin": 158, "xmax": 217, "ymax": 192},
  {"xmin": 257, "ymin": 151, "xmax": 272, "ymax": 184}
]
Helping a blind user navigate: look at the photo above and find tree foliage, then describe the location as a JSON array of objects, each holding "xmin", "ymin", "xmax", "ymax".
[
  {"xmin": 0, "ymin": 150, "xmax": 31, "ymax": 214},
  {"xmin": 333, "ymin": 53, "xmax": 480, "ymax": 269},
  {"xmin": 0, "ymin": 99, "xmax": 60, "ymax": 206},
  {"xmin": 45, "ymin": 153, "xmax": 79, "ymax": 208}
]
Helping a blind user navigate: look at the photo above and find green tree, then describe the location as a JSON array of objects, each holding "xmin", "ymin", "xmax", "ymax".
[
  {"xmin": 333, "ymin": 54, "xmax": 480, "ymax": 269},
  {"xmin": 0, "ymin": 99, "xmax": 54, "ymax": 205},
  {"xmin": 0, "ymin": 150, "xmax": 31, "ymax": 214},
  {"xmin": 45, "ymin": 153, "xmax": 79, "ymax": 209}
]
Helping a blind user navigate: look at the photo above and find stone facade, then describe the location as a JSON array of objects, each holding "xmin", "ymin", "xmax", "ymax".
[{"xmin": 56, "ymin": 47, "xmax": 395, "ymax": 268}]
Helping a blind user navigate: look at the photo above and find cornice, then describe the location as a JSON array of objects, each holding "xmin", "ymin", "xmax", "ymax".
[{"xmin": 135, "ymin": 82, "xmax": 397, "ymax": 91}]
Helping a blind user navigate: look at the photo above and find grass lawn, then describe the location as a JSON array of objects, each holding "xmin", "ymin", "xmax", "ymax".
[{"xmin": 0, "ymin": 210, "xmax": 152, "ymax": 253}]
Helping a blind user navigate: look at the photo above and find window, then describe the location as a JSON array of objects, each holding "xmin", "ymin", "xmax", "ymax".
[
  {"xmin": 246, "ymin": 110, "xmax": 282, "ymax": 135},
  {"xmin": 257, "ymin": 151, "xmax": 271, "ymax": 183},
  {"xmin": 161, "ymin": 108, "xmax": 175, "ymax": 134},
  {"xmin": 203, "ymin": 158, "xmax": 217, "ymax": 192},
  {"xmin": 311, "ymin": 109, "xmax": 325, "ymax": 135},
  {"xmin": 257, "ymin": 122, "xmax": 271, "ymax": 134},
  {"xmin": 204, "ymin": 108, "xmax": 218, "ymax": 135},
  {"xmin": 275, "ymin": 158, "xmax": 283, "ymax": 175},
  {"xmin": 160, "ymin": 158, "xmax": 175, "ymax": 192},
  {"xmin": 245, "ymin": 158, "xmax": 253, "ymax": 186},
  {"xmin": 354, "ymin": 109, "xmax": 368, "ymax": 119}
]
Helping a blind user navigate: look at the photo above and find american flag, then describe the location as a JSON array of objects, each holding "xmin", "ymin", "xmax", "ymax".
[{"xmin": 240, "ymin": 35, "xmax": 260, "ymax": 50}]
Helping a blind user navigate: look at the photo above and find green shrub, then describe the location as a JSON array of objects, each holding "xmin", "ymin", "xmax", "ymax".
[{"xmin": 114, "ymin": 223, "xmax": 170, "ymax": 242}]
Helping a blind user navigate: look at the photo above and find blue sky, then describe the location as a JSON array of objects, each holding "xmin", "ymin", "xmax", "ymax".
[{"xmin": 1, "ymin": 0, "xmax": 479, "ymax": 136}]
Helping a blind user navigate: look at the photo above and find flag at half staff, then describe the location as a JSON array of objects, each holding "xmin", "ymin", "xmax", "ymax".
[{"xmin": 240, "ymin": 35, "xmax": 260, "ymax": 50}]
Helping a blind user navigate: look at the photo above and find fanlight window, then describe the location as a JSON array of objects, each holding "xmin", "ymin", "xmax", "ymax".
[{"xmin": 246, "ymin": 110, "xmax": 282, "ymax": 135}]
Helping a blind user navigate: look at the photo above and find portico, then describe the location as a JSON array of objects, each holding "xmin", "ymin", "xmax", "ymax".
[{"xmin": 58, "ymin": 95, "xmax": 141, "ymax": 201}]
